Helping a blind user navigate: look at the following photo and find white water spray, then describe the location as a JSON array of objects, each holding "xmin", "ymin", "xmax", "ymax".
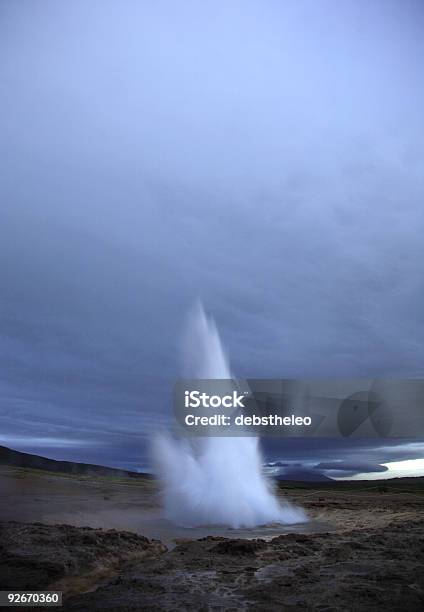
[{"xmin": 154, "ymin": 302, "xmax": 307, "ymax": 528}]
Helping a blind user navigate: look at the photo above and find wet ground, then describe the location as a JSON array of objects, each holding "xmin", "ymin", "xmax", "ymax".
[
  {"xmin": 135, "ymin": 515, "xmax": 331, "ymax": 548},
  {"xmin": 0, "ymin": 465, "xmax": 423, "ymax": 610}
]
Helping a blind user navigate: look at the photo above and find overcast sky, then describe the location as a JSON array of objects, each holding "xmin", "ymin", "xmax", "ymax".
[{"xmin": 1, "ymin": 0, "xmax": 423, "ymax": 475}]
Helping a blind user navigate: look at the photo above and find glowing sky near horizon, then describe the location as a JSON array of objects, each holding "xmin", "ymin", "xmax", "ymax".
[{"xmin": 337, "ymin": 458, "xmax": 424, "ymax": 480}]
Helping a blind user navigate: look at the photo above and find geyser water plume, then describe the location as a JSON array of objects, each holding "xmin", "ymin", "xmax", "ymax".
[{"xmin": 153, "ymin": 302, "xmax": 307, "ymax": 528}]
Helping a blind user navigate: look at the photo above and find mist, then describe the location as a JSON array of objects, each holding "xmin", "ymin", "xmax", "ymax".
[{"xmin": 153, "ymin": 303, "xmax": 306, "ymax": 527}]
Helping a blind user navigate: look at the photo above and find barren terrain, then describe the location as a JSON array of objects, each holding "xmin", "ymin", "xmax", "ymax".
[{"xmin": 1, "ymin": 465, "xmax": 423, "ymax": 610}]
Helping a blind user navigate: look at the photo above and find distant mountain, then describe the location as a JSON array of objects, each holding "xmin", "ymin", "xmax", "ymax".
[
  {"xmin": 274, "ymin": 468, "xmax": 333, "ymax": 482},
  {"xmin": 0, "ymin": 445, "xmax": 149, "ymax": 478}
]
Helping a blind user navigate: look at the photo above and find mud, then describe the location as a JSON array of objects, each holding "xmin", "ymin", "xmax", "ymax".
[{"xmin": 1, "ymin": 466, "xmax": 423, "ymax": 610}]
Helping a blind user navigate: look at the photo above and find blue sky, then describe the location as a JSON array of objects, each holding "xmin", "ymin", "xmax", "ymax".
[{"xmin": 0, "ymin": 0, "xmax": 423, "ymax": 476}]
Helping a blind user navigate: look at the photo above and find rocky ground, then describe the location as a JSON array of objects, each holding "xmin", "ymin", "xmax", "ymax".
[
  {"xmin": 0, "ymin": 465, "xmax": 423, "ymax": 610},
  {"xmin": 0, "ymin": 521, "xmax": 165, "ymax": 595},
  {"xmin": 64, "ymin": 518, "xmax": 424, "ymax": 611}
]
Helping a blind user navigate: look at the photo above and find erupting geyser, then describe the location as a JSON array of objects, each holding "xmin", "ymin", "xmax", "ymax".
[{"xmin": 153, "ymin": 302, "xmax": 307, "ymax": 528}]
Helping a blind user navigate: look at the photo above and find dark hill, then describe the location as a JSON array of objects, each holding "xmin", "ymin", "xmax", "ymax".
[
  {"xmin": 0, "ymin": 445, "xmax": 150, "ymax": 479},
  {"xmin": 274, "ymin": 468, "xmax": 333, "ymax": 482}
]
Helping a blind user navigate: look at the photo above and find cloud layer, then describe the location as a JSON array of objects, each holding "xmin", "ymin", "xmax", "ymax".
[{"xmin": 0, "ymin": 1, "xmax": 423, "ymax": 472}]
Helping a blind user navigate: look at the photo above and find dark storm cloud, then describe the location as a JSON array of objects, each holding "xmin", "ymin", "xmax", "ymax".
[
  {"xmin": 265, "ymin": 460, "xmax": 388, "ymax": 474},
  {"xmin": 262, "ymin": 440, "xmax": 424, "ymax": 479},
  {"xmin": 0, "ymin": 0, "xmax": 423, "ymax": 471},
  {"xmin": 314, "ymin": 462, "xmax": 388, "ymax": 473}
]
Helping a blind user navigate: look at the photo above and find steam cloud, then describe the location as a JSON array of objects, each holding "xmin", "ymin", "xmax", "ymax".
[{"xmin": 153, "ymin": 302, "xmax": 306, "ymax": 528}]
